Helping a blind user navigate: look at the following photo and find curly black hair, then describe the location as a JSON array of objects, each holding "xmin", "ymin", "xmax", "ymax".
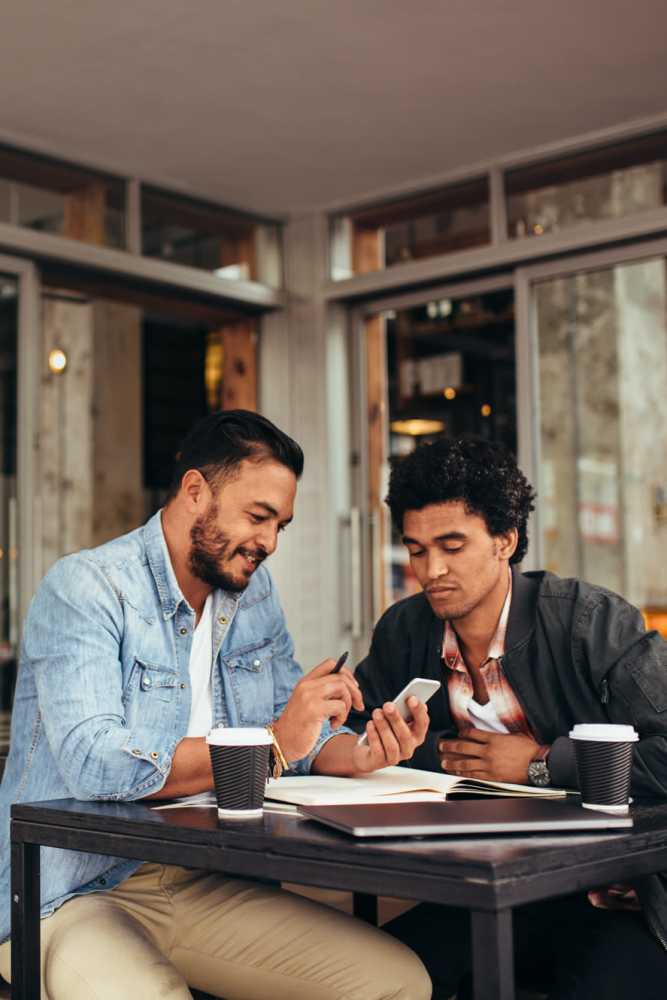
[{"xmin": 385, "ymin": 437, "xmax": 536, "ymax": 564}]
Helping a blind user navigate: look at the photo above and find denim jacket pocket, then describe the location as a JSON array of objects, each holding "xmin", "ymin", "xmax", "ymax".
[
  {"xmin": 223, "ymin": 639, "xmax": 274, "ymax": 724},
  {"xmin": 130, "ymin": 658, "xmax": 179, "ymax": 705}
]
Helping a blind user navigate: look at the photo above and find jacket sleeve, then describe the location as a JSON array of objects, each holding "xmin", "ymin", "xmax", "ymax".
[
  {"xmin": 573, "ymin": 590, "xmax": 667, "ymax": 799},
  {"xmin": 350, "ymin": 606, "xmax": 445, "ymax": 773},
  {"xmin": 26, "ymin": 556, "xmax": 172, "ymax": 801},
  {"xmin": 267, "ymin": 576, "xmax": 353, "ymax": 775}
]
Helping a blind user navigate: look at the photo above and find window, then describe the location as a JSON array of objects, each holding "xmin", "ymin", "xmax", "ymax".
[
  {"xmin": 331, "ymin": 177, "xmax": 490, "ymax": 279},
  {"xmin": 0, "ymin": 144, "xmax": 126, "ymax": 248},
  {"xmin": 506, "ymin": 131, "xmax": 667, "ymax": 239},
  {"xmin": 141, "ymin": 187, "xmax": 282, "ymax": 286}
]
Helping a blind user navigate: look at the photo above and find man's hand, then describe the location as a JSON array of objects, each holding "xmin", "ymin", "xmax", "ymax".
[
  {"xmin": 351, "ymin": 697, "xmax": 430, "ymax": 774},
  {"xmin": 588, "ymin": 885, "xmax": 641, "ymax": 911},
  {"xmin": 439, "ymin": 727, "xmax": 541, "ymax": 784},
  {"xmin": 272, "ymin": 659, "xmax": 364, "ymax": 762}
]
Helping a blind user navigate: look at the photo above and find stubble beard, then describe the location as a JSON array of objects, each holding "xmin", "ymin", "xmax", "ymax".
[{"xmin": 189, "ymin": 504, "xmax": 250, "ymax": 593}]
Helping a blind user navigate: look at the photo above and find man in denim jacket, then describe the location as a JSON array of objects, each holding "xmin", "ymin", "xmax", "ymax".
[{"xmin": 0, "ymin": 410, "xmax": 431, "ymax": 1000}]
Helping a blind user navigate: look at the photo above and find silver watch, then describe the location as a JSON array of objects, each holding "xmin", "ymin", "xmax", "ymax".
[{"xmin": 527, "ymin": 758, "xmax": 551, "ymax": 787}]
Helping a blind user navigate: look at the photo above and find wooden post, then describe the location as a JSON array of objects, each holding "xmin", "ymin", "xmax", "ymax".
[
  {"xmin": 220, "ymin": 230, "xmax": 257, "ymax": 281},
  {"xmin": 352, "ymin": 225, "xmax": 383, "ymax": 275},
  {"xmin": 366, "ymin": 315, "xmax": 389, "ymax": 615},
  {"xmin": 209, "ymin": 320, "xmax": 258, "ymax": 412},
  {"xmin": 63, "ymin": 182, "xmax": 107, "ymax": 245}
]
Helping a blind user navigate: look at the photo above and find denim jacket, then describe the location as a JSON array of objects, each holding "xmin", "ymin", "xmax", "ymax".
[{"xmin": 0, "ymin": 511, "xmax": 342, "ymax": 943}]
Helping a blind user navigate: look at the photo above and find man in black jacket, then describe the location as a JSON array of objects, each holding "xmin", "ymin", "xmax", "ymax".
[{"xmin": 349, "ymin": 437, "xmax": 667, "ymax": 1000}]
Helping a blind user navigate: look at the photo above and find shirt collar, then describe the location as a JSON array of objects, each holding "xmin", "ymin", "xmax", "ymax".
[
  {"xmin": 442, "ymin": 566, "xmax": 513, "ymax": 672},
  {"xmin": 144, "ymin": 509, "xmax": 241, "ymax": 621}
]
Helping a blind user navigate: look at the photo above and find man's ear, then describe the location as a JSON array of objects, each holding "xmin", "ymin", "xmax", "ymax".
[
  {"xmin": 180, "ymin": 469, "xmax": 212, "ymax": 514},
  {"xmin": 496, "ymin": 527, "xmax": 518, "ymax": 561}
]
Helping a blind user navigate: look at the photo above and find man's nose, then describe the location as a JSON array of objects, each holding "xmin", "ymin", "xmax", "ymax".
[
  {"xmin": 426, "ymin": 549, "xmax": 449, "ymax": 581},
  {"xmin": 256, "ymin": 522, "xmax": 278, "ymax": 556}
]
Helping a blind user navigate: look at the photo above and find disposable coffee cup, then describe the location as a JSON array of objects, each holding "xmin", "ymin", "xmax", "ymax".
[
  {"xmin": 206, "ymin": 727, "xmax": 272, "ymax": 819},
  {"xmin": 570, "ymin": 724, "xmax": 639, "ymax": 814}
]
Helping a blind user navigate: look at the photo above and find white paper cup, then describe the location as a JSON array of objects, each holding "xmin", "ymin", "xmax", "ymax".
[
  {"xmin": 569, "ymin": 724, "xmax": 639, "ymax": 814},
  {"xmin": 206, "ymin": 727, "xmax": 272, "ymax": 819}
]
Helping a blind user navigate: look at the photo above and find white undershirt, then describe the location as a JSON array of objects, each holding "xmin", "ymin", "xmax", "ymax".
[
  {"xmin": 467, "ymin": 697, "xmax": 510, "ymax": 735},
  {"xmin": 186, "ymin": 593, "xmax": 214, "ymax": 737}
]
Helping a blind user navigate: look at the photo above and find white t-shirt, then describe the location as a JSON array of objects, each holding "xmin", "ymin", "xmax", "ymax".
[
  {"xmin": 467, "ymin": 697, "xmax": 510, "ymax": 735},
  {"xmin": 186, "ymin": 593, "xmax": 214, "ymax": 737}
]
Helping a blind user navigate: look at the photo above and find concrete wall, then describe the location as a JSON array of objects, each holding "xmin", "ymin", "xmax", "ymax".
[{"xmin": 39, "ymin": 294, "xmax": 143, "ymax": 572}]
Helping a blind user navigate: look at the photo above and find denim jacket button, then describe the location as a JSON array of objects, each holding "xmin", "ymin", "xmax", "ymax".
[
  {"xmin": 253, "ymin": 659, "xmax": 261, "ymax": 668},
  {"xmin": 150, "ymin": 751, "xmax": 159, "ymax": 760},
  {"xmin": 131, "ymin": 748, "xmax": 142, "ymax": 756},
  {"xmin": 142, "ymin": 676, "xmax": 152, "ymax": 689},
  {"xmin": 179, "ymin": 627, "xmax": 188, "ymax": 636},
  {"xmin": 218, "ymin": 616, "xmax": 228, "ymax": 625},
  {"xmin": 180, "ymin": 682, "xmax": 186, "ymax": 689}
]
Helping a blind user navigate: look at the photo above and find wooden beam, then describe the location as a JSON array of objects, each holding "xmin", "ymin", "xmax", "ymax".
[
  {"xmin": 63, "ymin": 182, "xmax": 107, "ymax": 245},
  {"xmin": 211, "ymin": 320, "xmax": 258, "ymax": 411},
  {"xmin": 365, "ymin": 315, "xmax": 389, "ymax": 614},
  {"xmin": 220, "ymin": 232, "xmax": 257, "ymax": 281},
  {"xmin": 352, "ymin": 226, "xmax": 383, "ymax": 275}
]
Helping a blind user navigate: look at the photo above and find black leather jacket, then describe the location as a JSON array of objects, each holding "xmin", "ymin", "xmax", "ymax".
[{"xmin": 350, "ymin": 568, "xmax": 667, "ymax": 948}]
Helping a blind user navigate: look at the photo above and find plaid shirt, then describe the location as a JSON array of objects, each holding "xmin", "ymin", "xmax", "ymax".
[{"xmin": 441, "ymin": 570, "xmax": 533, "ymax": 736}]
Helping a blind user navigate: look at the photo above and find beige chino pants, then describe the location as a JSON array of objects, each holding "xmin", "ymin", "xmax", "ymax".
[{"xmin": 0, "ymin": 863, "xmax": 431, "ymax": 1000}]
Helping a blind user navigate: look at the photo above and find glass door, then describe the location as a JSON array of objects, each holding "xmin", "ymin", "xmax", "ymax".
[
  {"xmin": 350, "ymin": 276, "xmax": 516, "ymax": 651},
  {"xmin": 0, "ymin": 255, "xmax": 39, "ymax": 759},
  {"xmin": 518, "ymin": 241, "xmax": 667, "ymax": 631}
]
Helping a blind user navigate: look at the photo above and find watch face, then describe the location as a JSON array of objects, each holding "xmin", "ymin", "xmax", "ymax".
[{"xmin": 528, "ymin": 760, "xmax": 551, "ymax": 787}]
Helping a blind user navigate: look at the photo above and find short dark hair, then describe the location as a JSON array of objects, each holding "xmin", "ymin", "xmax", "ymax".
[
  {"xmin": 167, "ymin": 409, "xmax": 304, "ymax": 499},
  {"xmin": 386, "ymin": 437, "xmax": 536, "ymax": 564}
]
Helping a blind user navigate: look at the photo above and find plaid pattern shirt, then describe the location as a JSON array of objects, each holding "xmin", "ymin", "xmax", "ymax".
[{"xmin": 441, "ymin": 570, "xmax": 533, "ymax": 736}]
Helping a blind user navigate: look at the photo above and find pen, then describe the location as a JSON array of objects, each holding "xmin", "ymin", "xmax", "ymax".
[{"xmin": 331, "ymin": 650, "xmax": 349, "ymax": 674}]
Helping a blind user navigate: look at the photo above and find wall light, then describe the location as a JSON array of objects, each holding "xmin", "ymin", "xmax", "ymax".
[
  {"xmin": 443, "ymin": 387, "xmax": 457, "ymax": 400},
  {"xmin": 481, "ymin": 403, "xmax": 492, "ymax": 417},
  {"xmin": 48, "ymin": 348, "xmax": 68, "ymax": 374}
]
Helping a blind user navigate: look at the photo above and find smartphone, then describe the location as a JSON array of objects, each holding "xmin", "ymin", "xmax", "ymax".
[{"xmin": 356, "ymin": 677, "xmax": 441, "ymax": 746}]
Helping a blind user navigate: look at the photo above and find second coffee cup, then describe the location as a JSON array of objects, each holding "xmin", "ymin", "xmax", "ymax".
[{"xmin": 570, "ymin": 723, "xmax": 638, "ymax": 814}]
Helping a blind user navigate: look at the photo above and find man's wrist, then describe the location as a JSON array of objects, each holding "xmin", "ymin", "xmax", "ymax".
[{"xmin": 527, "ymin": 744, "xmax": 552, "ymax": 787}]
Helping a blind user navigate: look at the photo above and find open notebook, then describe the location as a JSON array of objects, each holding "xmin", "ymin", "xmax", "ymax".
[{"xmin": 264, "ymin": 765, "xmax": 567, "ymax": 807}]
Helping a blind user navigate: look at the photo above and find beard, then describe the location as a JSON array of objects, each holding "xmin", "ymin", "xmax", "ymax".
[{"xmin": 188, "ymin": 503, "xmax": 265, "ymax": 593}]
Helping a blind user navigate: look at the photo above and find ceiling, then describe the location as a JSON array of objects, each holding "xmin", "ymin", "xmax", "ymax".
[{"xmin": 1, "ymin": 0, "xmax": 666, "ymax": 216}]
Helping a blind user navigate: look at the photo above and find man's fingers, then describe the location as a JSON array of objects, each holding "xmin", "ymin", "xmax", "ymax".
[
  {"xmin": 439, "ymin": 738, "xmax": 486, "ymax": 758},
  {"xmin": 308, "ymin": 658, "xmax": 339, "ymax": 678},
  {"xmin": 339, "ymin": 668, "xmax": 364, "ymax": 711},
  {"xmin": 327, "ymin": 698, "xmax": 350, "ymax": 729},
  {"xmin": 442, "ymin": 756, "xmax": 487, "ymax": 775},
  {"xmin": 457, "ymin": 727, "xmax": 491, "ymax": 743},
  {"xmin": 405, "ymin": 698, "xmax": 429, "ymax": 741},
  {"xmin": 372, "ymin": 708, "xmax": 400, "ymax": 763}
]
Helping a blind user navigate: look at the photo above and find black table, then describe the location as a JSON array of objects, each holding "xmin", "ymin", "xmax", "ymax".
[{"xmin": 10, "ymin": 799, "xmax": 667, "ymax": 1000}]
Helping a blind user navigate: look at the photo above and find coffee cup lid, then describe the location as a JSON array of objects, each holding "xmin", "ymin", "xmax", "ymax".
[
  {"xmin": 207, "ymin": 726, "xmax": 272, "ymax": 747},
  {"xmin": 569, "ymin": 723, "xmax": 639, "ymax": 742}
]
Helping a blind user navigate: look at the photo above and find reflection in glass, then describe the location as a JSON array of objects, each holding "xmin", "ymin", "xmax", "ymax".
[
  {"xmin": 507, "ymin": 131, "xmax": 667, "ymax": 240},
  {"xmin": 536, "ymin": 258, "xmax": 667, "ymax": 614}
]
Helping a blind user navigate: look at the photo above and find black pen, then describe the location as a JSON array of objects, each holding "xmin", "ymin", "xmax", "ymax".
[{"xmin": 331, "ymin": 650, "xmax": 349, "ymax": 673}]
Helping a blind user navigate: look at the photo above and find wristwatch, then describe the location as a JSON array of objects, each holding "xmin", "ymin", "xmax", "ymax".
[{"xmin": 527, "ymin": 744, "xmax": 551, "ymax": 787}]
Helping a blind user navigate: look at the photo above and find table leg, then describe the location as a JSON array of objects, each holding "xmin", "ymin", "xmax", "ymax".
[
  {"xmin": 10, "ymin": 831, "xmax": 40, "ymax": 1000},
  {"xmin": 352, "ymin": 892, "xmax": 378, "ymax": 925},
  {"xmin": 470, "ymin": 908, "xmax": 514, "ymax": 1000}
]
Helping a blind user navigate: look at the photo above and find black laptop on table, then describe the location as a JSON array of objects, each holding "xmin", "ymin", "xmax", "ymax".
[{"xmin": 299, "ymin": 798, "xmax": 633, "ymax": 838}]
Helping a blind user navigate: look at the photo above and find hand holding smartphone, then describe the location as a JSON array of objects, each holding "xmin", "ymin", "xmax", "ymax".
[{"xmin": 356, "ymin": 677, "xmax": 441, "ymax": 746}]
